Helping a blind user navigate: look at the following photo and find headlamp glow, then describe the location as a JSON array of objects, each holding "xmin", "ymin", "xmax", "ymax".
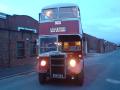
[
  {"xmin": 40, "ymin": 60, "xmax": 46, "ymax": 67},
  {"xmin": 69, "ymin": 59, "xmax": 76, "ymax": 67}
]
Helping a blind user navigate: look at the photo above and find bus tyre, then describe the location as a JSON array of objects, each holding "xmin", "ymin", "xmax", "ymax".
[
  {"xmin": 38, "ymin": 73, "xmax": 46, "ymax": 84},
  {"xmin": 76, "ymin": 70, "xmax": 84, "ymax": 86}
]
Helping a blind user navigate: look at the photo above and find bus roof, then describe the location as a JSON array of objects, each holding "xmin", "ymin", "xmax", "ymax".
[{"xmin": 42, "ymin": 3, "xmax": 79, "ymax": 10}]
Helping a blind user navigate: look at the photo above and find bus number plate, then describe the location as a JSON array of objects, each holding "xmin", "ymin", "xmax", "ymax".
[{"xmin": 52, "ymin": 74, "xmax": 64, "ymax": 78}]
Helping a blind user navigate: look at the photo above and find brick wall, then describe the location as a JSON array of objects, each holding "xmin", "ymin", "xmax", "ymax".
[
  {"xmin": 0, "ymin": 29, "xmax": 9, "ymax": 67},
  {"xmin": 10, "ymin": 32, "xmax": 37, "ymax": 66},
  {"xmin": 0, "ymin": 15, "xmax": 38, "ymax": 67},
  {"xmin": 0, "ymin": 29, "xmax": 38, "ymax": 67},
  {"xmin": 7, "ymin": 15, "xmax": 38, "ymax": 31}
]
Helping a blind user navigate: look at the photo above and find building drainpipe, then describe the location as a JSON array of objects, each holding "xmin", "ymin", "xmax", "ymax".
[
  {"xmin": 7, "ymin": 15, "xmax": 11, "ymax": 67},
  {"xmin": 8, "ymin": 29, "xmax": 11, "ymax": 67}
]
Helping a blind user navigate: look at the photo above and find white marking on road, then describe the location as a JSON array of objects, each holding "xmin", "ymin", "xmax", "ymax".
[
  {"xmin": 0, "ymin": 71, "xmax": 35, "ymax": 80},
  {"xmin": 106, "ymin": 78, "xmax": 120, "ymax": 84}
]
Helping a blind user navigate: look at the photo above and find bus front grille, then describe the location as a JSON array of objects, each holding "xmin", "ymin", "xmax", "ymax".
[{"xmin": 50, "ymin": 55, "xmax": 65, "ymax": 78}]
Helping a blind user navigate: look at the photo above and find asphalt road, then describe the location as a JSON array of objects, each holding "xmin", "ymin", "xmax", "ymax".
[{"xmin": 0, "ymin": 49, "xmax": 120, "ymax": 90}]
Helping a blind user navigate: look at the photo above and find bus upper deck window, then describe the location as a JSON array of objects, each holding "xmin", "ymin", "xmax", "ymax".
[
  {"xmin": 41, "ymin": 8, "xmax": 58, "ymax": 20},
  {"xmin": 45, "ymin": 10, "xmax": 53, "ymax": 19},
  {"xmin": 59, "ymin": 7, "xmax": 78, "ymax": 18}
]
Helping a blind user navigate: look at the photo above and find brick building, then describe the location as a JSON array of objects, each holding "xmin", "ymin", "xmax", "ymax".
[
  {"xmin": 84, "ymin": 33, "xmax": 117, "ymax": 54},
  {"xmin": 0, "ymin": 12, "xmax": 39, "ymax": 67}
]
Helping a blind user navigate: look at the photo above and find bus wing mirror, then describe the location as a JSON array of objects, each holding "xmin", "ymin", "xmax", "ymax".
[
  {"xmin": 36, "ymin": 39, "xmax": 39, "ymax": 46},
  {"xmin": 39, "ymin": 13, "xmax": 41, "ymax": 21},
  {"xmin": 83, "ymin": 37, "xmax": 86, "ymax": 41}
]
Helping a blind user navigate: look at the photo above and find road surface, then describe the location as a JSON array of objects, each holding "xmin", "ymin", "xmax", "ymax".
[{"xmin": 0, "ymin": 49, "xmax": 120, "ymax": 90}]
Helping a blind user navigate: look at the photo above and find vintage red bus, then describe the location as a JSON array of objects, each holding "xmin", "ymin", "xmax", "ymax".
[{"xmin": 37, "ymin": 3, "xmax": 84, "ymax": 85}]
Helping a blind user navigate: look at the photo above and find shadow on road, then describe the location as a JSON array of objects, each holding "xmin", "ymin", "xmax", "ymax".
[{"xmin": 42, "ymin": 79, "xmax": 83, "ymax": 87}]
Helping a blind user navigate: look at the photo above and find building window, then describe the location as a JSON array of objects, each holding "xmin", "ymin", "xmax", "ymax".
[
  {"xmin": 30, "ymin": 42, "xmax": 36, "ymax": 56},
  {"xmin": 17, "ymin": 41, "xmax": 25, "ymax": 58}
]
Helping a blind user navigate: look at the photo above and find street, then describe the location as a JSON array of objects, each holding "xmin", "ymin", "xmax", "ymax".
[{"xmin": 0, "ymin": 49, "xmax": 120, "ymax": 90}]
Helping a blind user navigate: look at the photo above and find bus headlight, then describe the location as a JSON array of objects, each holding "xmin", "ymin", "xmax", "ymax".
[
  {"xmin": 40, "ymin": 60, "xmax": 47, "ymax": 67},
  {"xmin": 69, "ymin": 59, "xmax": 76, "ymax": 67}
]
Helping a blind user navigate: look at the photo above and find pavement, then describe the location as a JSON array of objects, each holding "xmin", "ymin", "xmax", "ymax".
[
  {"xmin": 0, "ymin": 64, "xmax": 35, "ymax": 79},
  {"xmin": 85, "ymin": 53, "xmax": 102, "ymax": 57}
]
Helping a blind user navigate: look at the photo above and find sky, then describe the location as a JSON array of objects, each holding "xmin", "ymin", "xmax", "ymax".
[{"xmin": 0, "ymin": 0, "xmax": 120, "ymax": 44}]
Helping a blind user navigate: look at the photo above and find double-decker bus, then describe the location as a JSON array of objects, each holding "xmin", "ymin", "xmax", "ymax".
[{"xmin": 37, "ymin": 3, "xmax": 84, "ymax": 85}]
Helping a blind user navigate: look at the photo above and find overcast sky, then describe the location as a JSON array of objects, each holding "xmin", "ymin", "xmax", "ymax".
[{"xmin": 0, "ymin": 0, "xmax": 120, "ymax": 44}]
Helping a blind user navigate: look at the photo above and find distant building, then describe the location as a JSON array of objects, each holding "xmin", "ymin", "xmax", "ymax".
[
  {"xmin": 83, "ymin": 33, "xmax": 117, "ymax": 54},
  {"xmin": 0, "ymin": 12, "xmax": 39, "ymax": 67}
]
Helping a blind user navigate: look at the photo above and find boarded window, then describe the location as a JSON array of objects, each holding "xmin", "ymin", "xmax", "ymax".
[{"xmin": 17, "ymin": 41, "xmax": 25, "ymax": 58}]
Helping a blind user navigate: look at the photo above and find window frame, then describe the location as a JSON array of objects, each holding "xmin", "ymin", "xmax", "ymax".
[
  {"xmin": 41, "ymin": 8, "xmax": 58, "ymax": 20},
  {"xmin": 39, "ymin": 36, "xmax": 57, "ymax": 54},
  {"xmin": 16, "ymin": 41, "xmax": 25, "ymax": 58},
  {"xmin": 59, "ymin": 6, "xmax": 79, "ymax": 19},
  {"xmin": 30, "ymin": 41, "xmax": 37, "ymax": 57}
]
